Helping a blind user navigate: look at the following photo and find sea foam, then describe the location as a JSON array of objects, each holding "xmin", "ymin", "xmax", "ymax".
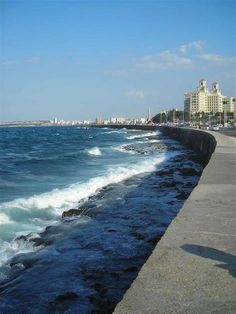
[
  {"xmin": 0, "ymin": 213, "xmax": 12, "ymax": 225},
  {"xmin": 126, "ymin": 131, "xmax": 158, "ymax": 140},
  {"xmin": 0, "ymin": 154, "xmax": 167, "ymax": 219},
  {"xmin": 87, "ymin": 147, "xmax": 102, "ymax": 156}
]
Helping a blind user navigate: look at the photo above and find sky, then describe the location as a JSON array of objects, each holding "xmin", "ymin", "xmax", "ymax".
[{"xmin": 0, "ymin": 0, "xmax": 235, "ymax": 122}]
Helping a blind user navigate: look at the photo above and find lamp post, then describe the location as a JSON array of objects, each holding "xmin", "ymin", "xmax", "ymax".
[
  {"xmin": 234, "ymin": 98, "xmax": 236, "ymax": 128},
  {"xmin": 224, "ymin": 107, "xmax": 227, "ymax": 127}
]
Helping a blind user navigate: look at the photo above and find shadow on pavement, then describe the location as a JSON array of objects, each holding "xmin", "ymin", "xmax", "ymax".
[{"xmin": 181, "ymin": 244, "xmax": 236, "ymax": 278}]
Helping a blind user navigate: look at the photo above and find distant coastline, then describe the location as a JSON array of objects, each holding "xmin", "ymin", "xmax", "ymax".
[
  {"xmin": 0, "ymin": 120, "xmax": 52, "ymax": 128},
  {"xmin": 0, "ymin": 121, "xmax": 157, "ymax": 130}
]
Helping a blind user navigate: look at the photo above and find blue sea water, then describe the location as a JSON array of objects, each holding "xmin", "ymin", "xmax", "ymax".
[{"xmin": 0, "ymin": 126, "xmax": 202, "ymax": 313}]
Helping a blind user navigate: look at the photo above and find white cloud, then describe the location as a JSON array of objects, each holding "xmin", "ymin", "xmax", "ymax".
[
  {"xmin": 109, "ymin": 69, "xmax": 128, "ymax": 76},
  {"xmin": 135, "ymin": 51, "xmax": 193, "ymax": 70},
  {"xmin": 159, "ymin": 51, "xmax": 193, "ymax": 67},
  {"xmin": 197, "ymin": 53, "xmax": 236, "ymax": 64},
  {"xmin": 24, "ymin": 56, "xmax": 41, "ymax": 64},
  {"xmin": 0, "ymin": 60, "xmax": 16, "ymax": 68},
  {"xmin": 180, "ymin": 40, "xmax": 203, "ymax": 54},
  {"xmin": 127, "ymin": 90, "xmax": 144, "ymax": 99},
  {"xmin": 0, "ymin": 57, "xmax": 41, "ymax": 68}
]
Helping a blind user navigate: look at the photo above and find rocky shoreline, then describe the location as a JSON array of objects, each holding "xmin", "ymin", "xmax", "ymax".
[{"xmin": 0, "ymin": 135, "xmax": 203, "ymax": 313}]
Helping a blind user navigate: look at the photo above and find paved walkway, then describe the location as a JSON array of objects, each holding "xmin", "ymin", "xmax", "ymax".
[
  {"xmin": 217, "ymin": 128, "xmax": 236, "ymax": 138},
  {"xmin": 114, "ymin": 130, "xmax": 236, "ymax": 314}
]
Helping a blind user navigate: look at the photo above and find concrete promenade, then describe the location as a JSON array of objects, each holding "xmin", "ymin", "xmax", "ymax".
[{"xmin": 114, "ymin": 128, "xmax": 236, "ymax": 314}]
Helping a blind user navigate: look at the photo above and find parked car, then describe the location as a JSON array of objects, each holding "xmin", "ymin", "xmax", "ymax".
[{"xmin": 211, "ymin": 125, "xmax": 219, "ymax": 130}]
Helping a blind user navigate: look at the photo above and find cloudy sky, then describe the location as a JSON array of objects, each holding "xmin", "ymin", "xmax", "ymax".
[{"xmin": 0, "ymin": 0, "xmax": 235, "ymax": 121}]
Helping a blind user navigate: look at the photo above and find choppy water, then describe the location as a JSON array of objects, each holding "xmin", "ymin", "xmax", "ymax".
[{"xmin": 0, "ymin": 126, "xmax": 202, "ymax": 313}]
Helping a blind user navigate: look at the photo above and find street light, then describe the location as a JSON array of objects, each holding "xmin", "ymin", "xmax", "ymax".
[{"xmin": 224, "ymin": 107, "xmax": 227, "ymax": 127}]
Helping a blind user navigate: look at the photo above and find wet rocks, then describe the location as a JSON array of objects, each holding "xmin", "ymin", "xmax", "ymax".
[
  {"xmin": 91, "ymin": 283, "xmax": 108, "ymax": 295},
  {"xmin": 147, "ymin": 234, "xmax": 163, "ymax": 245},
  {"xmin": 14, "ymin": 234, "xmax": 52, "ymax": 248},
  {"xmin": 155, "ymin": 168, "xmax": 175, "ymax": 176},
  {"xmin": 180, "ymin": 167, "xmax": 200, "ymax": 176},
  {"xmin": 122, "ymin": 142, "xmax": 167, "ymax": 155},
  {"xmin": 124, "ymin": 266, "xmax": 139, "ymax": 273},
  {"xmin": 62, "ymin": 208, "xmax": 84, "ymax": 218},
  {"xmin": 176, "ymin": 191, "xmax": 190, "ymax": 200},
  {"xmin": 161, "ymin": 181, "xmax": 177, "ymax": 188},
  {"xmin": 54, "ymin": 292, "xmax": 78, "ymax": 302},
  {"xmin": 10, "ymin": 255, "xmax": 38, "ymax": 269},
  {"xmin": 15, "ymin": 235, "xmax": 28, "ymax": 243},
  {"xmin": 62, "ymin": 207, "xmax": 96, "ymax": 218},
  {"xmin": 89, "ymin": 294, "xmax": 114, "ymax": 314},
  {"xmin": 131, "ymin": 232, "xmax": 145, "ymax": 240},
  {"xmin": 30, "ymin": 237, "xmax": 53, "ymax": 247},
  {"xmin": 49, "ymin": 292, "xmax": 79, "ymax": 312}
]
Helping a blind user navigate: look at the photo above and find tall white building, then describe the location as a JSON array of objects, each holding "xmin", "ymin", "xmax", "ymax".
[
  {"xmin": 53, "ymin": 117, "xmax": 58, "ymax": 125},
  {"xmin": 184, "ymin": 80, "xmax": 235, "ymax": 114},
  {"xmin": 223, "ymin": 96, "xmax": 235, "ymax": 113}
]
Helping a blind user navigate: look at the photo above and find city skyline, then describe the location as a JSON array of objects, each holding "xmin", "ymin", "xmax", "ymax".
[{"xmin": 0, "ymin": 0, "xmax": 235, "ymax": 122}]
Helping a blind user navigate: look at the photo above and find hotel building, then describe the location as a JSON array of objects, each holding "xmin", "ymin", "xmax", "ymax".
[{"xmin": 184, "ymin": 80, "xmax": 235, "ymax": 114}]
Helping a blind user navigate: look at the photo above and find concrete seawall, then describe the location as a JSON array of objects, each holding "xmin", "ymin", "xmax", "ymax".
[
  {"xmin": 159, "ymin": 126, "xmax": 216, "ymax": 165},
  {"xmin": 114, "ymin": 127, "xmax": 236, "ymax": 313}
]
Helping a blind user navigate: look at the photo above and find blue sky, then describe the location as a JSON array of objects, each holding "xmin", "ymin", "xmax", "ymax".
[{"xmin": 0, "ymin": 0, "xmax": 235, "ymax": 121}]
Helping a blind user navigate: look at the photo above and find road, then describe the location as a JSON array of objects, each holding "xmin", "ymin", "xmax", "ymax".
[{"xmin": 216, "ymin": 128, "xmax": 236, "ymax": 137}]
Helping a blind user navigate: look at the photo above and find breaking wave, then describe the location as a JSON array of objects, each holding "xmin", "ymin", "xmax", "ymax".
[
  {"xmin": 0, "ymin": 154, "xmax": 167, "ymax": 223},
  {"xmin": 87, "ymin": 147, "xmax": 102, "ymax": 156},
  {"xmin": 126, "ymin": 131, "xmax": 158, "ymax": 140},
  {"xmin": 0, "ymin": 152, "xmax": 171, "ymax": 269},
  {"xmin": 0, "ymin": 213, "xmax": 12, "ymax": 225}
]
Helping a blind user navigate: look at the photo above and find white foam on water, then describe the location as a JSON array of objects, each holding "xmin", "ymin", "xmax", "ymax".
[
  {"xmin": 148, "ymin": 139, "xmax": 160, "ymax": 143},
  {"xmin": 87, "ymin": 147, "xmax": 102, "ymax": 156},
  {"xmin": 104, "ymin": 129, "xmax": 127, "ymax": 134},
  {"xmin": 0, "ymin": 151, "xmax": 173, "ymax": 273},
  {"xmin": 0, "ymin": 233, "xmax": 40, "ymax": 269},
  {"xmin": 0, "ymin": 154, "xmax": 168, "ymax": 218},
  {"xmin": 126, "ymin": 131, "xmax": 158, "ymax": 140},
  {"xmin": 0, "ymin": 213, "xmax": 12, "ymax": 225}
]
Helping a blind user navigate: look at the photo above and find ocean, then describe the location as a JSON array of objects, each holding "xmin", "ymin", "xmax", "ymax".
[{"xmin": 0, "ymin": 126, "xmax": 202, "ymax": 313}]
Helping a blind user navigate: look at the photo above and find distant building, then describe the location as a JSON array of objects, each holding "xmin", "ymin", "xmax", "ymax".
[
  {"xmin": 95, "ymin": 117, "xmax": 104, "ymax": 124},
  {"xmin": 83, "ymin": 120, "xmax": 91, "ymax": 125},
  {"xmin": 184, "ymin": 80, "xmax": 235, "ymax": 114},
  {"xmin": 223, "ymin": 96, "xmax": 235, "ymax": 113},
  {"xmin": 53, "ymin": 117, "xmax": 58, "ymax": 125},
  {"xmin": 110, "ymin": 117, "xmax": 126, "ymax": 124}
]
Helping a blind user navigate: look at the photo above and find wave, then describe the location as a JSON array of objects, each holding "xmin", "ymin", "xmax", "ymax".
[
  {"xmin": 104, "ymin": 130, "xmax": 123, "ymax": 134},
  {"xmin": 0, "ymin": 154, "xmax": 168, "ymax": 220},
  {"xmin": 0, "ymin": 151, "xmax": 179, "ymax": 271},
  {"xmin": 148, "ymin": 139, "xmax": 160, "ymax": 143},
  {"xmin": 87, "ymin": 147, "xmax": 102, "ymax": 156},
  {"xmin": 0, "ymin": 213, "xmax": 12, "ymax": 225},
  {"xmin": 114, "ymin": 145, "xmax": 137, "ymax": 155},
  {"xmin": 126, "ymin": 131, "xmax": 158, "ymax": 140},
  {"xmin": 0, "ymin": 233, "xmax": 41, "ymax": 273}
]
